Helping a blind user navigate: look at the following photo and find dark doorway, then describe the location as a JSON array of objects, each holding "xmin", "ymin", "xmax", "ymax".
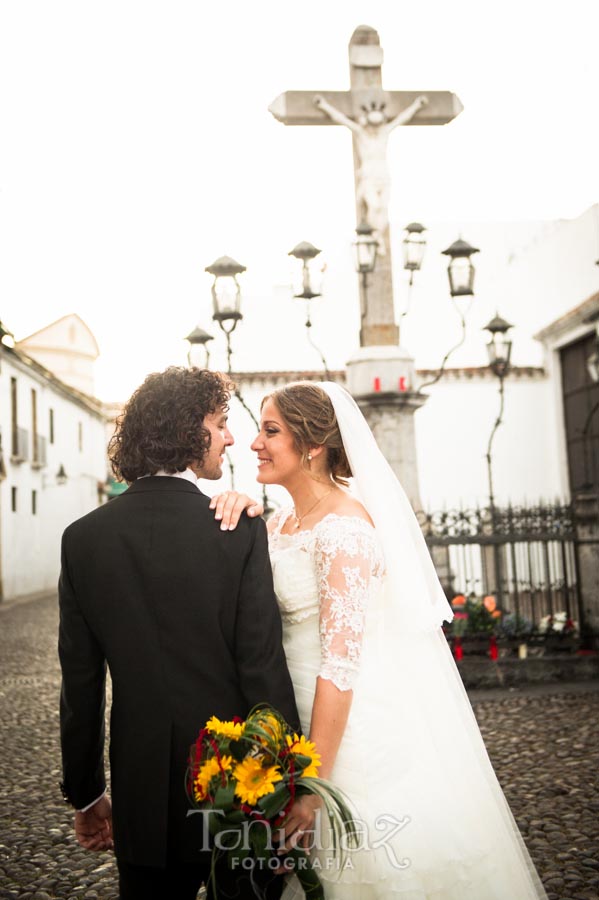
[{"xmin": 560, "ymin": 332, "xmax": 599, "ymax": 493}]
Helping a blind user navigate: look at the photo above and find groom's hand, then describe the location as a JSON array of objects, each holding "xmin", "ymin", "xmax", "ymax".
[
  {"xmin": 74, "ymin": 795, "xmax": 114, "ymax": 852},
  {"xmin": 277, "ymin": 794, "xmax": 322, "ymax": 854},
  {"xmin": 209, "ymin": 492, "xmax": 264, "ymax": 530}
]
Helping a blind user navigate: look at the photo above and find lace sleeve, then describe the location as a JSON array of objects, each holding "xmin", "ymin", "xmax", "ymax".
[{"xmin": 314, "ymin": 517, "xmax": 382, "ymax": 691}]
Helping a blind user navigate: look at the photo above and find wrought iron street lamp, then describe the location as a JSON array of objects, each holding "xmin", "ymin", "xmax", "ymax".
[
  {"xmin": 288, "ymin": 241, "xmax": 330, "ymax": 379},
  {"xmin": 483, "ymin": 313, "xmax": 514, "ymax": 513},
  {"xmin": 398, "ymin": 222, "xmax": 427, "ymax": 321},
  {"xmin": 482, "ymin": 313, "xmax": 514, "ymax": 610},
  {"xmin": 441, "ymin": 237, "xmax": 480, "ymax": 297},
  {"xmin": 484, "ymin": 314, "xmax": 514, "ymax": 378},
  {"xmin": 352, "ymin": 221, "xmax": 378, "ymax": 332},
  {"xmin": 402, "ymin": 222, "xmax": 427, "ymax": 287},
  {"xmin": 185, "ymin": 325, "xmax": 214, "ymax": 368},
  {"xmin": 43, "ymin": 463, "xmax": 68, "ymax": 489},
  {"xmin": 418, "ymin": 237, "xmax": 481, "ymax": 392},
  {"xmin": 205, "ymin": 254, "xmax": 269, "ymax": 509},
  {"xmin": 206, "ymin": 255, "xmax": 247, "ymax": 354}
]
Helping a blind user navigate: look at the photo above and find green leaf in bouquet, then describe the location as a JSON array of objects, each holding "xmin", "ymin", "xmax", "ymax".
[
  {"xmin": 291, "ymin": 752, "xmax": 311, "ymax": 771},
  {"xmin": 295, "ymin": 775, "xmax": 359, "ymax": 864},
  {"xmin": 286, "ymin": 847, "xmax": 325, "ymax": 899},
  {"xmin": 216, "ymin": 824, "xmax": 244, "ymax": 850},
  {"xmin": 207, "ymin": 810, "xmax": 226, "ymax": 837},
  {"xmin": 248, "ymin": 821, "xmax": 270, "ymax": 861},
  {"xmin": 227, "ymin": 842, "xmax": 251, "ymax": 868},
  {"xmin": 257, "ymin": 783, "xmax": 291, "ymax": 819},
  {"xmin": 220, "ymin": 809, "xmax": 246, "ymax": 826},
  {"xmin": 214, "ymin": 783, "xmax": 236, "ymax": 811}
]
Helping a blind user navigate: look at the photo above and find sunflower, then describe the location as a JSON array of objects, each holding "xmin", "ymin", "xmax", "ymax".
[
  {"xmin": 205, "ymin": 716, "xmax": 246, "ymax": 739},
  {"xmin": 233, "ymin": 757, "xmax": 283, "ymax": 805},
  {"xmin": 286, "ymin": 734, "xmax": 322, "ymax": 778},
  {"xmin": 255, "ymin": 712, "xmax": 283, "ymax": 745},
  {"xmin": 193, "ymin": 754, "xmax": 233, "ymax": 802}
]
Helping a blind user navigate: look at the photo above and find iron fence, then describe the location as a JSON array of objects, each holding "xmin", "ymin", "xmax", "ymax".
[{"xmin": 417, "ymin": 503, "xmax": 580, "ymax": 627}]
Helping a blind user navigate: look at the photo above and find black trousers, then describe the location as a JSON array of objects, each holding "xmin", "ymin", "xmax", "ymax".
[{"xmin": 117, "ymin": 856, "xmax": 285, "ymax": 900}]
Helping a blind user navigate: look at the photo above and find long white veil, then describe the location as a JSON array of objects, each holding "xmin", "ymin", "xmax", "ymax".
[
  {"xmin": 319, "ymin": 381, "xmax": 453, "ymax": 633},
  {"xmin": 315, "ymin": 381, "xmax": 547, "ymax": 899}
]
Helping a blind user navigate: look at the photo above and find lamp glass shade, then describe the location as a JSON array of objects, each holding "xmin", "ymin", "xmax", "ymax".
[
  {"xmin": 448, "ymin": 256, "xmax": 476, "ymax": 297},
  {"xmin": 212, "ymin": 275, "xmax": 242, "ymax": 322},
  {"xmin": 352, "ymin": 233, "xmax": 378, "ymax": 274},
  {"xmin": 403, "ymin": 229, "xmax": 427, "ymax": 272},
  {"xmin": 486, "ymin": 336, "xmax": 512, "ymax": 375},
  {"xmin": 293, "ymin": 258, "xmax": 322, "ymax": 300}
]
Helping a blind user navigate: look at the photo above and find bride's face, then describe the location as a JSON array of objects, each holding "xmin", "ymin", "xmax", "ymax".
[{"xmin": 251, "ymin": 399, "xmax": 303, "ymax": 487}]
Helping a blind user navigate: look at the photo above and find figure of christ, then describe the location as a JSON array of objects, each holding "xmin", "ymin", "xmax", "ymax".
[{"xmin": 314, "ymin": 93, "xmax": 429, "ymax": 250}]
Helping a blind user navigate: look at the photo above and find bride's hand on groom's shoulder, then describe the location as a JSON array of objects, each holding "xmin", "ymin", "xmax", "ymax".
[
  {"xmin": 74, "ymin": 795, "xmax": 113, "ymax": 852},
  {"xmin": 209, "ymin": 492, "xmax": 264, "ymax": 531}
]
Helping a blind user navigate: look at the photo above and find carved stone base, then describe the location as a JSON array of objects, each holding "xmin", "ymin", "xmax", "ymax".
[{"xmin": 346, "ymin": 345, "xmax": 427, "ymax": 509}]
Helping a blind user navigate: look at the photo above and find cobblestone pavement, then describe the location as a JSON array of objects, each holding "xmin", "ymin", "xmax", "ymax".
[{"xmin": 1, "ymin": 593, "xmax": 598, "ymax": 900}]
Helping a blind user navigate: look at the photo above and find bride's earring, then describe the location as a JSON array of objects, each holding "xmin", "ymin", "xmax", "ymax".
[{"xmin": 307, "ymin": 453, "xmax": 312, "ymax": 462}]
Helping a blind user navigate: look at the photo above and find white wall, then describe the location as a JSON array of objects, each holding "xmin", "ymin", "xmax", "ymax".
[{"xmin": 0, "ymin": 350, "xmax": 107, "ymax": 601}]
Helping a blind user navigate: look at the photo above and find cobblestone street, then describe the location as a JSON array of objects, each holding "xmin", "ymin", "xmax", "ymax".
[{"xmin": 1, "ymin": 593, "xmax": 598, "ymax": 900}]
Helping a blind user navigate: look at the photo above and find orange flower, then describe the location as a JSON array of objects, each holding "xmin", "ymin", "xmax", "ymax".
[
  {"xmin": 491, "ymin": 610, "xmax": 502, "ymax": 619},
  {"xmin": 451, "ymin": 595, "xmax": 466, "ymax": 607},
  {"xmin": 483, "ymin": 595, "xmax": 497, "ymax": 613}
]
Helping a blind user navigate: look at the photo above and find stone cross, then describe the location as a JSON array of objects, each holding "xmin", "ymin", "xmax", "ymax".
[{"xmin": 269, "ymin": 24, "xmax": 463, "ymax": 347}]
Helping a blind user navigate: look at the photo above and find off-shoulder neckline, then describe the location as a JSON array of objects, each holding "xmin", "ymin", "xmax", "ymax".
[{"xmin": 273, "ymin": 509, "xmax": 375, "ymax": 539}]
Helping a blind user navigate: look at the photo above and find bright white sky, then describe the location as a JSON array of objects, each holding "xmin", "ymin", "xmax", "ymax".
[{"xmin": 1, "ymin": 0, "xmax": 598, "ymax": 400}]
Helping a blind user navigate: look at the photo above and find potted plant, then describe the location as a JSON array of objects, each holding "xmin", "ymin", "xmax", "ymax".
[
  {"xmin": 499, "ymin": 613, "xmax": 534, "ymax": 658},
  {"xmin": 537, "ymin": 612, "xmax": 578, "ymax": 654}
]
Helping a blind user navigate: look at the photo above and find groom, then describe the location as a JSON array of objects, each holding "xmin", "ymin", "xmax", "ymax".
[{"xmin": 58, "ymin": 366, "xmax": 299, "ymax": 899}]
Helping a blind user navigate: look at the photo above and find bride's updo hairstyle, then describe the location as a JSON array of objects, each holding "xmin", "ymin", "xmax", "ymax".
[{"xmin": 264, "ymin": 382, "xmax": 352, "ymax": 486}]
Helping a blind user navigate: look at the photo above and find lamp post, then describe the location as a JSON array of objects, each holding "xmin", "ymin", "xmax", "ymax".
[
  {"xmin": 484, "ymin": 313, "xmax": 514, "ymax": 509},
  {"xmin": 398, "ymin": 222, "xmax": 427, "ymax": 321},
  {"xmin": 206, "ymin": 255, "xmax": 269, "ymax": 510},
  {"xmin": 418, "ymin": 237, "xmax": 480, "ymax": 392},
  {"xmin": 352, "ymin": 221, "xmax": 378, "ymax": 335},
  {"xmin": 483, "ymin": 313, "xmax": 513, "ymax": 611},
  {"xmin": 288, "ymin": 241, "xmax": 330, "ymax": 379},
  {"xmin": 185, "ymin": 325, "xmax": 214, "ymax": 368},
  {"xmin": 206, "ymin": 256, "xmax": 246, "ymax": 372}
]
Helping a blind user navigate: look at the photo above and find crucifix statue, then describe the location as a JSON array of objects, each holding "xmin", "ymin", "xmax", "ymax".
[
  {"xmin": 269, "ymin": 25, "xmax": 463, "ymax": 508},
  {"xmin": 313, "ymin": 92, "xmax": 429, "ymax": 249},
  {"xmin": 269, "ymin": 24, "xmax": 463, "ymax": 348}
]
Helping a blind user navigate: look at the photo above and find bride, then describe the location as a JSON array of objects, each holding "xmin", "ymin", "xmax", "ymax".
[{"xmin": 216, "ymin": 381, "xmax": 547, "ymax": 899}]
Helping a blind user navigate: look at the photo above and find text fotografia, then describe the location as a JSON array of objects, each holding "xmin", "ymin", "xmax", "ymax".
[{"xmin": 187, "ymin": 809, "xmax": 411, "ymax": 870}]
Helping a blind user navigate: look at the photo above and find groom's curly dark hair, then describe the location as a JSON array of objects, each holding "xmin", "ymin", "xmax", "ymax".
[{"xmin": 108, "ymin": 367, "xmax": 234, "ymax": 483}]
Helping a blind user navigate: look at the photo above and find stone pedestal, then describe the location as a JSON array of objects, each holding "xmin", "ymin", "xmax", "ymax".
[
  {"xmin": 574, "ymin": 492, "xmax": 599, "ymax": 640},
  {"xmin": 346, "ymin": 345, "xmax": 427, "ymax": 510}
]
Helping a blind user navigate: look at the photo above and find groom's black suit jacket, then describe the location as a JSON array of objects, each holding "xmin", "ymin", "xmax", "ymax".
[{"xmin": 59, "ymin": 476, "xmax": 298, "ymax": 867}]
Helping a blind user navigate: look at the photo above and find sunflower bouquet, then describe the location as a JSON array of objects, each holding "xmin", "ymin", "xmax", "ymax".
[{"xmin": 186, "ymin": 704, "xmax": 356, "ymax": 899}]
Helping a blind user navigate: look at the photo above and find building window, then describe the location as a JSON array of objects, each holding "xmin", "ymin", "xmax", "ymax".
[
  {"xmin": 10, "ymin": 378, "xmax": 18, "ymax": 456},
  {"xmin": 11, "ymin": 487, "xmax": 17, "ymax": 512},
  {"xmin": 49, "ymin": 409, "xmax": 55, "ymax": 444},
  {"xmin": 31, "ymin": 389, "xmax": 38, "ymax": 463},
  {"xmin": 78, "ymin": 422, "xmax": 83, "ymax": 452},
  {"xmin": 32, "ymin": 490, "xmax": 37, "ymax": 515}
]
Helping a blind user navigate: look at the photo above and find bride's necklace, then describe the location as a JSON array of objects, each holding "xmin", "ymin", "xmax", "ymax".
[{"xmin": 292, "ymin": 488, "xmax": 333, "ymax": 531}]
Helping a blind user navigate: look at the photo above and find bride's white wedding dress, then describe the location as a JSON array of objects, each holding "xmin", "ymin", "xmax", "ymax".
[{"xmin": 269, "ymin": 507, "xmax": 547, "ymax": 900}]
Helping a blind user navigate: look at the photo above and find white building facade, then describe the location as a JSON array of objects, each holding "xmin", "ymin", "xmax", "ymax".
[{"xmin": 0, "ymin": 343, "xmax": 107, "ymax": 602}]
